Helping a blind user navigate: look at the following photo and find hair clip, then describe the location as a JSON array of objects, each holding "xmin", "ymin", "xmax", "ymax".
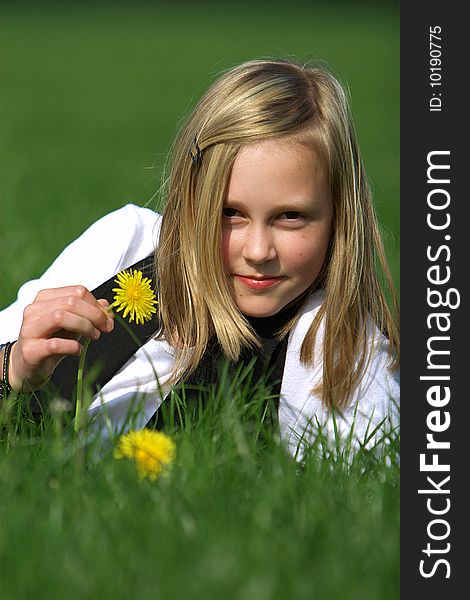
[{"xmin": 189, "ymin": 137, "xmax": 202, "ymax": 166}]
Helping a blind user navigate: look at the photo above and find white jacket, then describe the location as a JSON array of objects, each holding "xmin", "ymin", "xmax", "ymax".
[{"xmin": 0, "ymin": 204, "xmax": 399, "ymax": 456}]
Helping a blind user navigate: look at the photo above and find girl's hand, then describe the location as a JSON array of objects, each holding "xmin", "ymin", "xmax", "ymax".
[{"xmin": 8, "ymin": 286, "xmax": 115, "ymax": 392}]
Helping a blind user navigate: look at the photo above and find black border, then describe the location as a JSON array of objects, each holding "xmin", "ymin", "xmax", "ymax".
[{"xmin": 401, "ymin": 1, "xmax": 466, "ymax": 596}]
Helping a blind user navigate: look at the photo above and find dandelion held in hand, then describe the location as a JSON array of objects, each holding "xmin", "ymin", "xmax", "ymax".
[
  {"xmin": 111, "ymin": 269, "xmax": 157, "ymax": 325},
  {"xmin": 114, "ymin": 430, "xmax": 176, "ymax": 480},
  {"xmin": 75, "ymin": 269, "xmax": 156, "ymax": 434}
]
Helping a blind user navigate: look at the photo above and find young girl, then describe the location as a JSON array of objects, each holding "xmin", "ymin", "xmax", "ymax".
[{"xmin": 0, "ymin": 58, "xmax": 399, "ymax": 455}]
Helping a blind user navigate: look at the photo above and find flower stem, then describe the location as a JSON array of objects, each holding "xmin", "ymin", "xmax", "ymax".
[{"xmin": 74, "ymin": 338, "xmax": 90, "ymax": 434}]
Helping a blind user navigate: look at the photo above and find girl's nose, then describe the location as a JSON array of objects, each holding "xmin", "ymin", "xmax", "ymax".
[{"xmin": 241, "ymin": 225, "xmax": 277, "ymax": 264}]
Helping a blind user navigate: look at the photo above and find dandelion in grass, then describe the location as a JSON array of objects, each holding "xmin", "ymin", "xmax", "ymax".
[
  {"xmin": 111, "ymin": 269, "xmax": 157, "ymax": 325},
  {"xmin": 114, "ymin": 430, "xmax": 176, "ymax": 480}
]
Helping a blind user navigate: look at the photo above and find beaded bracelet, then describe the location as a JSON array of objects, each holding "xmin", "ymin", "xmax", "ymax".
[{"xmin": 0, "ymin": 341, "xmax": 14, "ymax": 401}]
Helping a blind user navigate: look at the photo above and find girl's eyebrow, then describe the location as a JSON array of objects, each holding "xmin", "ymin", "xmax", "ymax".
[{"xmin": 224, "ymin": 198, "xmax": 321, "ymax": 212}]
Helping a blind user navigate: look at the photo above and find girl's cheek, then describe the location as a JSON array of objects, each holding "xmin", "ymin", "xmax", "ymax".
[{"xmin": 222, "ymin": 230, "xmax": 243, "ymax": 256}]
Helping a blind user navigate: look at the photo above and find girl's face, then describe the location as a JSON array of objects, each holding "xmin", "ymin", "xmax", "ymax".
[{"xmin": 222, "ymin": 138, "xmax": 333, "ymax": 317}]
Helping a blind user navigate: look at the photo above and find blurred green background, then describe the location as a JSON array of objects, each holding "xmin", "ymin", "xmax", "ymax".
[
  {"xmin": 0, "ymin": 1, "xmax": 399, "ymax": 308},
  {"xmin": 0, "ymin": 5, "xmax": 399, "ymax": 599}
]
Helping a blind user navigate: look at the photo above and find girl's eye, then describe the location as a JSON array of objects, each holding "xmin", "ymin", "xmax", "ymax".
[
  {"xmin": 280, "ymin": 211, "xmax": 302, "ymax": 220},
  {"xmin": 223, "ymin": 207, "xmax": 241, "ymax": 218}
]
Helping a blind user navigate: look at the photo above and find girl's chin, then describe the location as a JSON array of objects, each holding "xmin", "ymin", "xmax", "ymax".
[{"xmin": 235, "ymin": 298, "xmax": 285, "ymax": 318}]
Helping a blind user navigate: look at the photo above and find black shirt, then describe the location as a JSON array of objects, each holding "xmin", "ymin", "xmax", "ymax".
[{"xmin": 149, "ymin": 296, "xmax": 304, "ymax": 431}]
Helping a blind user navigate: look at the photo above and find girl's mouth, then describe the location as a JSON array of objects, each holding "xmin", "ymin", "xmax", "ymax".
[{"xmin": 234, "ymin": 275, "xmax": 284, "ymax": 290}]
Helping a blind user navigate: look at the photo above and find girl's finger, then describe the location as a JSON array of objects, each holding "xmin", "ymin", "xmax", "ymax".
[
  {"xmin": 20, "ymin": 337, "xmax": 83, "ymax": 367},
  {"xmin": 33, "ymin": 285, "xmax": 97, "ymax": 305},
  {"xmin": 8, "ymin": 337, "xmax": 84, "ymax": 390},
  {"xmin": 38, "ymin": 309, "xmax": 103, "ymax": 341},
  {"xmin": 22, "ymin": 296, "xmax": 114, "ymax": 339}
]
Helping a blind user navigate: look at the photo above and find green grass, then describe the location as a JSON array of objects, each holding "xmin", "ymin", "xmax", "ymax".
[
  {"xmin": 0, "ymin": 442, "xmax": 399, "ymax": 600},
  {"xmin": 0, "ymin": 4, "xmax": 399, "ymax": 599},
  {"xmin": 1, "ymin": 373, "xmax": 400, "ymax": 600}
]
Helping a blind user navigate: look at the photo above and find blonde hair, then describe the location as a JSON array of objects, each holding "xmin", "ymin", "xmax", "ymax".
[{"xmin": 156, "ymin": 58, "xmax": 399, "ymax": 410}]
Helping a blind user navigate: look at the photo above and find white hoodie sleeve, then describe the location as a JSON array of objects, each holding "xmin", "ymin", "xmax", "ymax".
[{"xmin": 0, "ymin": 204, "xmax": 161, "ymax": 343}]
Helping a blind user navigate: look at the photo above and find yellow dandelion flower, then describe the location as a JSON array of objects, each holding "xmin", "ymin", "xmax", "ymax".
[
  {"xmin": 114, "ymin": 429, "xmax": 176, "ymax": 481},
  {"xmin": 111, "ymin": 269, "xmax": 157, "ymax": 325}
]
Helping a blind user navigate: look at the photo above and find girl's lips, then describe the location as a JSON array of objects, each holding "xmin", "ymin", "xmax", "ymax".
[{"xmin": 234, "ymin": 275, "xmax": 283, "ymax": 290}]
